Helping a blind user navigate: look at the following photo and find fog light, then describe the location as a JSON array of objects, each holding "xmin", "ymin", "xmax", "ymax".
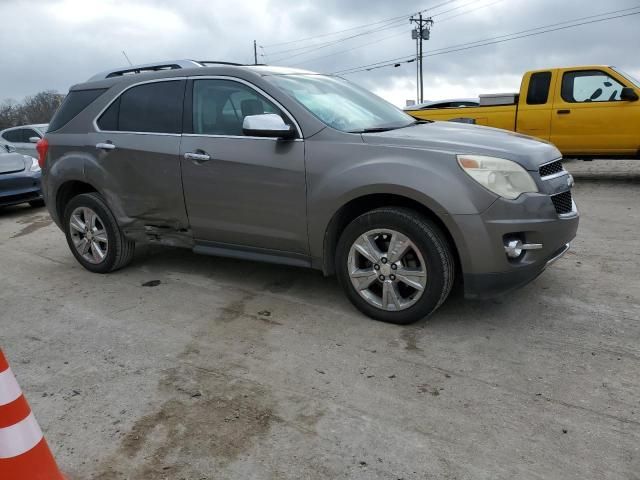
[{"xmin": 504, "ymin": 239, "xmax": 544, "ymax": 259}]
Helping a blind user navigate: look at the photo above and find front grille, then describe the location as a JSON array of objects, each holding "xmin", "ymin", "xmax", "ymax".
[
  {"xmin": 551, "ymin": 190, "xmax": 573, "ymax": 215},
  {"xmin": 539, "ymin": 160, "xmax": 564, "ymax": 178}
]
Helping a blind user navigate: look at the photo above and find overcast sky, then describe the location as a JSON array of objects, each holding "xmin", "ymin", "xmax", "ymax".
[{"xmin": 1, "ymin": 0, "xmax": 639, "ymax": 107}]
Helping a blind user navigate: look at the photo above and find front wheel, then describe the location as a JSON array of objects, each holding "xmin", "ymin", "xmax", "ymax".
[
  {"xmin": 335, "ymin": 207, "xmax": 455, "ymax": 324},
  {"xmin": 63, "ymin": 192, "xmax": 135, "ymax": 273}
]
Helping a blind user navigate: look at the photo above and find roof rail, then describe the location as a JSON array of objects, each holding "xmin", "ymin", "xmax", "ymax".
[{"xmin": 87, "ymin": 60, "xmax": 244, "ymax": 82}]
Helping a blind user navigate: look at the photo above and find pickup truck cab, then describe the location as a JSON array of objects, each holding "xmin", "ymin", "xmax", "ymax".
[{"xmin": 406, "ymin": 66, "xmax": 640, "ymax": 158}]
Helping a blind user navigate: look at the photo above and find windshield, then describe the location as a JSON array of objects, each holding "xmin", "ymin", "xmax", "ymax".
[
  {"xmin": 266, "ymin": 74, "xmax": 415, "ymax": 133},
  {"xmin": 613, "ymin": 68, "xmax": 640, "ymax": 87}
]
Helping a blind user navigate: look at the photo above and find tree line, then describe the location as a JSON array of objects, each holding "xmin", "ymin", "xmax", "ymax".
[{"xmin": 0, "ymin": 91, "xmax": 65, "ymax": 130}]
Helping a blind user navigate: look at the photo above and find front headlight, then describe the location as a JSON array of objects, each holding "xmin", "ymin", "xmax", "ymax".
[
  {"xmin": 26, "ymin": 156, "xmax": 40, "ymax": 172},
  {"xmin": 457, "ymin": 154, "xmax": 538, "ymax": 200}
]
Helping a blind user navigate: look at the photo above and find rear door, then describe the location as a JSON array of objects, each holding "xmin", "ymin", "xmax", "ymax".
[
  {"xmin": 92, "ymin": 79, "xmax": 189, "ymax": 229},
  {"xmin": 515, "ymin": 70, "xmax": 554, "ymax": 141},
  {"xmin": 180, "ymin": 77, "xmax": 308, "ymax": 256},
  {"xmin": 550, "ymin": 68, "xmax": 639, "ymax": 155}
]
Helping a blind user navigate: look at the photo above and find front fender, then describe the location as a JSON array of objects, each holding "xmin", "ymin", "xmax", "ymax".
[{"xmin": 305, "ymin": 140, "xmax": 496, "ymax": 261}]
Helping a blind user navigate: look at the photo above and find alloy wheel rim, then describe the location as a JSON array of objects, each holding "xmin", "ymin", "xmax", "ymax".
[
  {"xmin": 69, "ymin": 207, "xmax": 109, "ymax": 264},
  {"xmin": 347, "ymin": 228, "xmax": 427, "ymax": 311}
]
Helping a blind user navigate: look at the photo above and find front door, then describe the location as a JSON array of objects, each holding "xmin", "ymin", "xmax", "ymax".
[
  {"xmin": 550, "ymin": 69, "xmax": 639, "ymax": 155},
  {"xmin": 180, "ymin": 78, "xmax": 308, "ymax": 255}
]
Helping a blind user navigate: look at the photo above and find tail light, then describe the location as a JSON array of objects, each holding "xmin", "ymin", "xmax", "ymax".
[{"xmin": 36, "ymin": 138, "xmax": 49, "ymax": 169}]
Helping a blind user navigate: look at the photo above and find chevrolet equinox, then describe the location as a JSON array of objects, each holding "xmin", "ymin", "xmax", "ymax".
[{"xmin": 39, "ymin": 60, "xmax": 579, "ymax": 324}]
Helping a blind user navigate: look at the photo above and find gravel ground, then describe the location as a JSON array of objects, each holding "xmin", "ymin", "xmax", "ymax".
[{"xmin": 0, "ymin": 159, "xmax": 638, "ymax": 480}]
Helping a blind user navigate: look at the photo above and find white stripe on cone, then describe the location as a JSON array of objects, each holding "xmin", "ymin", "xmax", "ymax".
[
  {"xmin": 0, "ymin": 368, "xmax": 23, "ymax": 406},
  {"xmin": 0, "ymin": 412, "xmax": 44, "ymax": 459}
]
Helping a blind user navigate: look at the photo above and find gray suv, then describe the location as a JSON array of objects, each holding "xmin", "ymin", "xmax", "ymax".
[{"xmin": 40, "ymin": 60, "xmax": 578, "ymax": 324}]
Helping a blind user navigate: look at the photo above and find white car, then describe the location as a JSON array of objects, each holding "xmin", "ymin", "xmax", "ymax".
[
  {"xmin": 404, "ymin": 98, "xmax": 479, "ymax": 111},
  {"xmin": 0, "ymin": 124, "xmax": 48, "ymax": 157}
]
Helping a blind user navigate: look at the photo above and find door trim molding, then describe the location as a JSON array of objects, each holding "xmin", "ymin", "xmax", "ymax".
[{"xmin": 193, "ymin": 240, "xmax": 312, "ymax": 269}]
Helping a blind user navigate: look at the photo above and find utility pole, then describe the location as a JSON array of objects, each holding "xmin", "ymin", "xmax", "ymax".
[
  {"xmin": 253, "ymin": 40, "xmax": 258, "ymax": 65},
  {"xmin": 410, "ymin": 14, "xmax": 434, "ymax": 104}
]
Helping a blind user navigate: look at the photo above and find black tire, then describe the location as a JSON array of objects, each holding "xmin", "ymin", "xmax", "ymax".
[
  {"xmin": 29, "ymin": 199, "xmax": 45, "ymax": 208},
  {"xmin": 335, "ymin": 207, "xmax": 455, "ymax": 325},
  {"xmin": 63, "ymin": 192, "xmax": 135, "ymax": 273}
]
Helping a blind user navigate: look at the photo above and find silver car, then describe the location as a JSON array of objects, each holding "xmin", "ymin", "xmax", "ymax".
[
  {"xmin": 0, "ymin": 124, "xmax": 48, "ymax": 157},
  {"xmin": 404, "ymin": 98, "xmax": 479, "ymax": 110},
  {"xmin": 40, "ymin": 61, "xmax": 578, "ymax": 324},
  {"xmin": 0, "ymin": 140, "xmax": 44, "ymax": 207}
]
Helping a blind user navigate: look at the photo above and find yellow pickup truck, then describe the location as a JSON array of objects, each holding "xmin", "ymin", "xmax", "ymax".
[{"xmin": 406, "ymin": 66, "xmax": 640, "ymax": 158}]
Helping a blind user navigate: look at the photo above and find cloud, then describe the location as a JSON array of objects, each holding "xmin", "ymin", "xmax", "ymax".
[{"xmin": 0, "ymin": 0, "xmax": 638, "ymax": 107}]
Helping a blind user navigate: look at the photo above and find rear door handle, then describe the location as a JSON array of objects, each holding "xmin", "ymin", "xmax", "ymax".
[
  {"xmin": 96, "ymin": 142, "xmax": 116, "ymax": 150},
  {"xmin": 557, "ymin": 109, "xmax": 571, "ymax": 115},
  {"xmin": 184, "ymin": 152, "xmax": 211, "ymax": 163}
]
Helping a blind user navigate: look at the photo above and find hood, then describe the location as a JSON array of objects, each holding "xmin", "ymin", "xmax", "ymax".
[
  {"xmin": 361, "ymin": 121, "xmax": 561, "ymax": 171},
  {"xmin": 0, "ymin": 153, "xmax": 27, "ymax": 175}
]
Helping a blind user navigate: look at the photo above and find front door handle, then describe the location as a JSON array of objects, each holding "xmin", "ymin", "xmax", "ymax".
[
  {"xmin": 557, "ymin": 109, "xmax": 571, "ymax": 115},
  {"xmin": 184, "ymin": 152, "xmax": 211, "ymax": 163},
  {"xmin": 96, "ymin": 142, "xmax": 116, "ymax": 150}
]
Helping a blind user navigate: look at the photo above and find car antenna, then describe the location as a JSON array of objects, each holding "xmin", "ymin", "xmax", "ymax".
[{"xmin": 122, "ymin": 51, "xmax": 133, "ymax": 66}]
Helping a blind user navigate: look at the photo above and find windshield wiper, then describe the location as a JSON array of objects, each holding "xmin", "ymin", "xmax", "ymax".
[
  {"xmin": 350, "ymin": 127, "xmax": 397, "ymax": 133},
  {"xmin": 350, "ymin": 120, "xmax": 432, "ymax": 134}
]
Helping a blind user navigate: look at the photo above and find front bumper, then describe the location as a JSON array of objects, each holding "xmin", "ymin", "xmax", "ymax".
[
  {"xmin": 449, "ymin": 190, "xmax": 579, "ymax": 299},
  {"xmin": 463, "ymin": 243, "xmax": 571, "ymax": 299},
  {"xmin": 0, "ymin": 171, "xmax": 42, "ymax": 207}
]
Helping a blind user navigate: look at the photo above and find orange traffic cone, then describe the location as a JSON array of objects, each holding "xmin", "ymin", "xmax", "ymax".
[{"xmin": 0, "ymin": 349, "xmax": 65, "ymax": 480}]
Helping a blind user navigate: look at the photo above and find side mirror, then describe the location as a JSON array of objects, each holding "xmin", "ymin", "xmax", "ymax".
[
  {"xmin": 242, "ymin": 114, "xmax": 296, "ymax": 139},
  {"xmin": 621, "ymin": 87, "xmax": 639, "ymax": 101},
  {"xmin": 29, "ymin": 136, "xmax": 40, "ymax": 144}
]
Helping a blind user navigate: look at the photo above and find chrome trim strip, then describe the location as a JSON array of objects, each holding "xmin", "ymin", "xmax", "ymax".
[
  {"xmin": 540, "ymin": 170, "xmax": 568, "ymax": 181},
  {"xmin": 546, "ymin": 243, "xmax": 570, "ymax": 267},
  {"xmin": 182, "ymin": 133, "xmax": 303, "ymax": 142},
  {"xmin": 538, "ymin": 157, "xmax": 563, "ymax": 168},
  {"xmin": 558, "ymin": 199, "xmax": 579, "ymax": 218},
  {"xmin": 93, "ymin": 75, "xmax": 304, "ymax": 139}
]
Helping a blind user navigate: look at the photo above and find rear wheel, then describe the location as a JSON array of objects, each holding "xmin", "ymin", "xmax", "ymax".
[
  {"xmin": 63, "ymin": 192, "xmax": 135, "ymax": 273},
  {"xmin": 335, "ymin": 207, "xmax": 454, "ymax": 324}
]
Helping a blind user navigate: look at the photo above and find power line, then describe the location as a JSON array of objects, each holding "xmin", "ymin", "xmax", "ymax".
[
  {"xmin": 262, "ymin": 0, "xmax": 459, "ymax": 49},
  {"xmin": 286, "ymin": 0, "xmax": 502, "ymax": 68},
  {"xmin": 427, "ymin": 5, "xmax": 640, "ymax": 56},
  {"xmin": 267, "ymin": 19, "xmax": 408, "ymax": 60},
  {"xmin": 332, "ymin": 8, "xmax": 640, "ymax": 75},
  {"xmin": 290, "ymin": 28, "xmax": 412, "ymax": 67},
  {"xmin": 436, "ymin": 0, "xmax": 505, "ymax": 23}
]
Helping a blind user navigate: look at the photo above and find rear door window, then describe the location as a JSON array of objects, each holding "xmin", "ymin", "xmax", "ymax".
[
  {"xmin": 526, "ymin": 72, "xmax": 552, "ymax": 105},
  {"xmin": 98, "ymin": 80, "xmax": 185, "ymax": 133}
]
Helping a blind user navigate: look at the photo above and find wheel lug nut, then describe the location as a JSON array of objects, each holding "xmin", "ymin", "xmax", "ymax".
[
  {"xmin": 379, "ymin": 275, "xmax": 385, "ymax": 281},
  {"xmin": 381, "ymin": 257, "xmax": 387, "ymax": 264},
  {"xmin": 374, "ymin": 264, "xmax": 380, "ymax": 270},
  {"xmin": 391, "ymin": 264, "xmax": 397, "ymax": 270},
  {"xmin": 390, "ymin": 274, "xmax": 396, "ymax": 281}
]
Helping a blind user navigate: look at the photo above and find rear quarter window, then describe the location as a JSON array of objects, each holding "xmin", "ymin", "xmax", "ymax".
[
  {"xmin": 526, "ymin": 72, "xmax": 552, "ymax": 105},
  {"xmin": 48, "ymin": 88, "xmax": 108, "ymax": 132}
]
